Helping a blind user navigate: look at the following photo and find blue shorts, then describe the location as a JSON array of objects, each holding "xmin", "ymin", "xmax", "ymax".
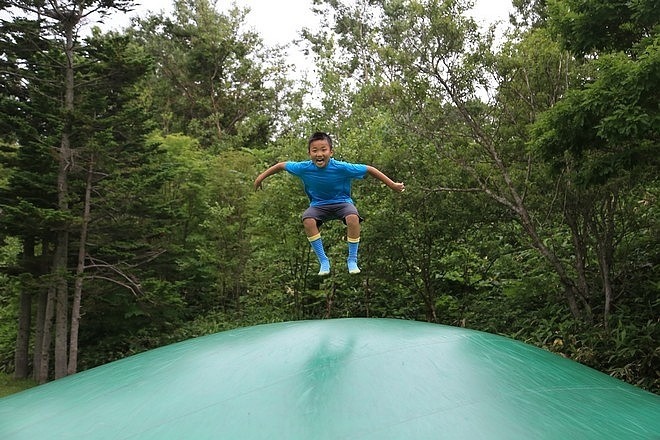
[{"xmin": 302, "ymin": 203, "xmax": 364, "ymax": 226}]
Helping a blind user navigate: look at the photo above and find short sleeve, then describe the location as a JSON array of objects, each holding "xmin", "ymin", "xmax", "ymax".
[{"xmin": 284, "ymin": 161, "xmax": 307, "ymax": 176}]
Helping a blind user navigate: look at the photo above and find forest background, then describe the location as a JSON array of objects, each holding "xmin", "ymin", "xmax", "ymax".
[{"xmin": 0, "ymin": 0, "xmax": 657, "ymax": 395}]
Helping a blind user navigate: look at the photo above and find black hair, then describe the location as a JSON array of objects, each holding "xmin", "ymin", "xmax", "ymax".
[{"xmin": 308, "ymin": 132, "xmax": 333, "ymax": 150}]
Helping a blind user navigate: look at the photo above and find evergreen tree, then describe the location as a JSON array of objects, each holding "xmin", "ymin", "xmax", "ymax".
[{"xmin": 0, "ymin": 0, "xmax": 147, "ymax": 381}]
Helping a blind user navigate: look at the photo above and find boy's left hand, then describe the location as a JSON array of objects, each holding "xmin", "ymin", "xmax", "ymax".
[{"xmin": 392, "ymin": 182, "xmax": 405, "ymax": 192}]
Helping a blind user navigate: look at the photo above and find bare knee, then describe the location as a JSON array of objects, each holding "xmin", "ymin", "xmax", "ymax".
[
  {"xmin": 345, "ymin": 214, "xmax": 360, "ymax": 226},
  {"xmin": 303, "ymin": 217, "xmax": 319, "ymax": 236},
  {"xmin": 345, "ymin": 214, "xmax": 360, "ymax": 237}
]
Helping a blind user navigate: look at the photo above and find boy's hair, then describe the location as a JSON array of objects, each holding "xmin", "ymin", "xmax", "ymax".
[{"xmin": 308, "ymin": 132, "xmax": 333, "ymax": 150}]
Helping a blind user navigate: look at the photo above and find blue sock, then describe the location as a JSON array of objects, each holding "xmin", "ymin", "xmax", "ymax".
[
  {"xmin": 347, "ymin": 238, "xmax": 360, "ymax": 274},
  {"xmin": 308, "ymin": 234, "xmax": 330, "ymax": 275}
]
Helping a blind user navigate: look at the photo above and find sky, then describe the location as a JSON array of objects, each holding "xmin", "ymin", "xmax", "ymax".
[
  {"xmin": 107, "ymin": 0, "xmax": 513, "ymax": 40},
  {"xmin": 102, "ymin": 0, "xmax": 513, "ymax": 73}
]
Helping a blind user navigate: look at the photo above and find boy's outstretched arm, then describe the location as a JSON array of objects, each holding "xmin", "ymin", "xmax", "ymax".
[
  {"xmin": 254, "ymin": 162, "xmax": 286, "ymax": 190},
  {"xmin": 366, "ymin": 166, "xmax": 405, "ymax": 192}
]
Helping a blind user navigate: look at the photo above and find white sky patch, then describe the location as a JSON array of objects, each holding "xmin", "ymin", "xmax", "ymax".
[{"xmin": 102, "ymin": 0, "xmax": 512, "ymax": 68}]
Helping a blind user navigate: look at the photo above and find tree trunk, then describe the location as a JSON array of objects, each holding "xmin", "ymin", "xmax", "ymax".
[
  {"xmin": 68, "ymin": 157, "xmax": 94, "ymax": 375},
  {"xmin": 595, "ymin": 193, "xmax": 617, "ymax": 330},
  {"xmin": 422, "ymin": 272, "xmax": 438, "ymax": 323},
  {"xmin": 37, "ymin": 285, "xmax": 56, "ymax": 384},
  {"xmin": 32, "ymin": 288, "xmax": 47, "ymax": 381},
  {"xmin": 363, "ymin": 277, "xmax": 371, "ymax": 317},
  {"xmin": 53, "ymin": 218, "xmax": 69, "ymax": 379},
  {"xmin": 14, "ymin": 236, "xmax": 35, "ymax": 379},
  {"xmin": 14, "ymin": 292, "xmax": 31, "ymax": 379},
  {"xmin": 52, "ymin": 10, "xmax": 79, "ymax": 381},
  {"xmin": 564, "ymin": 207, "xmax": 593, "ymax": 316},
  {"xmin": 509, "ymin": 198, "xmax": 582, "ymax": 318},
  {"xmin": 598, "ymin": 247, "xmax": 614, "ymax": 330}
]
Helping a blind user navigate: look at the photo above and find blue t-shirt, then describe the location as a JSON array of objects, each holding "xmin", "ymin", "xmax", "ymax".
[{"xmin": 285, "ymin": 159, "xmax": 368, "ymax": 206}]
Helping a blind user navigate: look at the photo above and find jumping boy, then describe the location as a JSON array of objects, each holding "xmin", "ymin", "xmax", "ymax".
[{"xmin": 254, "ymin": 132, "xmax": 405, "ymax": 275}]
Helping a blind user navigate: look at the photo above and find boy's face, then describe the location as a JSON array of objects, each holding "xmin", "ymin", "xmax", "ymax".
[{"xmin": 308, "ymin": 139, "xmax": 333, "ymax": 168}]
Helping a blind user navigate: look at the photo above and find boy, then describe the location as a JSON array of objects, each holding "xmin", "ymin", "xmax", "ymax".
[{"xmin": 254, "ymin": 132, "xmax": 405, "ymax": 275}]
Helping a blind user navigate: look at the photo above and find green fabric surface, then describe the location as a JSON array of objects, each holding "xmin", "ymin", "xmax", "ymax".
[{"xmin": 1, "ymin": 318, "xmax": 658, "ymax": 439}]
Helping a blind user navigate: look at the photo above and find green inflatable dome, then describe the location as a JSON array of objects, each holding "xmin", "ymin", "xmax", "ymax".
[{"xmin": 1, "ymin": 318, "xmax": 658, "ymax": 439}]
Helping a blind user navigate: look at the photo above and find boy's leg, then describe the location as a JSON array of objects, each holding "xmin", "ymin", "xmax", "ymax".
[
  {"xmin": 303, "ymin": 217, "xmax": 330, "ymax": 275},
  {"xmin": 345, "ymin": 214, "xmax": 361, "ymax": 274}
]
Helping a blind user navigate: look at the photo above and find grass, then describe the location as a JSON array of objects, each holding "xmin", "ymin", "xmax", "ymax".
[{"xmin": 0, "ymin": 372, "xmax": 37, "ymax": 398}]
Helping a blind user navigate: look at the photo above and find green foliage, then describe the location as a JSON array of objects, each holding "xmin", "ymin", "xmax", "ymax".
[
  {"xmin": 601, "ymin": 318, "xmax": 658, "ymax": 391},
  {"xmin": 510, "ymin": 313, "xmax": 659, "ymax": 393},
  {"xmin": 532, "ymin": 37, "xmax": 659, "ymax": 186},
  {"xmin": 0, "ymin": 237, "xmax": 20, "ymax": 267},
  {"xmin": 0, "ymin": 283, "xmax": 18, "ymax": 374},
  {"xmin": 0, "ymin": 237, "xmax": 20, "ymax": 374},
  {"xmin": 547, "ymin": 0, "xmax": 658, "ymax": 56},
  {"xmin": 0, "ymin": 141, "xmax": 14, "ymax": 189}
]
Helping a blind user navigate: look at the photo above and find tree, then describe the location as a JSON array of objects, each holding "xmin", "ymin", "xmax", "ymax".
[
  {"xmin": 0, "ymin": 19, "xmax": 63, "ymax": 380},
  {"xmin": 546, "ymin": 0, "xmax": 658, "ymax": 56},
  {"xmin": 0, "ymin": 0, "xmax": 143, "ymax": 381},
  {"xmin": 533, "ymin": 0, "xmax": 659, "ymax": 326},
  {"xmin": 131, "ymin": 0, "xmax": 290, "ymax": 150},
  {"xmin": 65, "ymin": 28, "xmax": 154, "ymax": 374}
]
